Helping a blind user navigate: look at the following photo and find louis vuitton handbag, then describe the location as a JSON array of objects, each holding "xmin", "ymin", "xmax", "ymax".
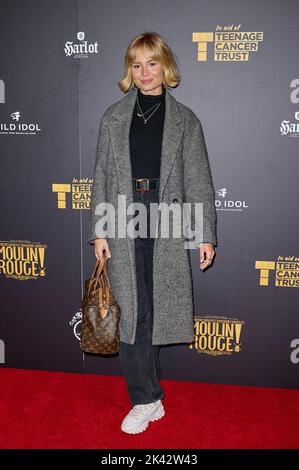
[{"xmin": 80, "ymin": 256, "xmax": 121, "ymax": 354}]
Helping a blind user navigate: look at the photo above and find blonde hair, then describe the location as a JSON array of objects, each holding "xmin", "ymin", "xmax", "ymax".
[{"xmin": 118, "ymin": 32, "xmax": 181, "ymax": 93}]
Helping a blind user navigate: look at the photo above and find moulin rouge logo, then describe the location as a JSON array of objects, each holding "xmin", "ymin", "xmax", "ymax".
[{"xmin": 0, "ymin": 241, "xmax": 47, "ymax": 280}]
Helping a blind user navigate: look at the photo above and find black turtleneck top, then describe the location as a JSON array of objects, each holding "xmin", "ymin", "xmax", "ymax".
[{"xmin": 129, "ymin": 85, "xmax": 166, "ymax": 178}]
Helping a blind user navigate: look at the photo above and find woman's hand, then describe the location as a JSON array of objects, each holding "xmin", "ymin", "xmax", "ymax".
[
  {"xmin": 94, "ymin": 238, "xmax": 111, "ymax": 260},
  {"xmin": 199, "ymin": 243, "xmax": 215, "ymax": 271}
]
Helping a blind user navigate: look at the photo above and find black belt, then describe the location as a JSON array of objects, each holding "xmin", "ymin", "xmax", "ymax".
[{"xmin": 134, "ymin": 178, "xmax": 159, "ymax": 192}]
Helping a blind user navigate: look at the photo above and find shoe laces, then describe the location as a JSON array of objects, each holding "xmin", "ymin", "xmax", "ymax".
[{"xmin": 132, "ymin": 401, "xmax": 160, "ymax": 416}]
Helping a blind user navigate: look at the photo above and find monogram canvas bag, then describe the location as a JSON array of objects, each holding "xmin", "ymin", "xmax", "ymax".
[{"xmin": 80, "ymin": 256, "xmax": 121, "ymax": 354}]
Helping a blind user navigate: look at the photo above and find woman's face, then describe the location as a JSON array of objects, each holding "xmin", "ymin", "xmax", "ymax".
[{"xmin": 130, "ymin": 47, "xmax": 164, "ymax": 95}]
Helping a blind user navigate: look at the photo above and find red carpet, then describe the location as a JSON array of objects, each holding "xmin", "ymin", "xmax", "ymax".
[{"xmin": 0, "ymin": 368, "xmax": 298, "ymax": 449}]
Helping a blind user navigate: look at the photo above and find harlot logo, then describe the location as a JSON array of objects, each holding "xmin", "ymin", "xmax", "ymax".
[
  {"xmin": 64, "ymin": 31, "xmax": 99, "ymax": 58},
  {"xmin": 280, "ymin": 111, "xmax": 299, "ymax": 137},
  {"xmin": 0, "ymin": 111, "xmax": 42, "ymax": 135},
  {"xmin": 280, "ymin": 79, "xmax": 299, "ymax": 137},
  {"xmin": 192, "ymin": 24, "xmax": 264, "ymax": 62},
  {"xmin": 255, "ymin": 255, "xmax": 299, "ymax": 287}
]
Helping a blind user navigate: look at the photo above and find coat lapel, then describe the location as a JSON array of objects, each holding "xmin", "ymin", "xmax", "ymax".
[{"xmin": 109, "ymin": 87, "xmax": 184, "ymax": 207}]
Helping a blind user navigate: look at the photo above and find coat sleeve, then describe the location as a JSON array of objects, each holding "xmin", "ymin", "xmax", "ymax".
[
  {"xmin": 183, "ymin": 110, "xmax": 217, "ymax": 247},
  {"xmin": 87, "ymin": 113, "xmax": 110, "ymax": 246}
]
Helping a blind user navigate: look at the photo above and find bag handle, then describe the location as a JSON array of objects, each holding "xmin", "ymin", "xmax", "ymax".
[
  {"xmin": 87, "ymin": 257, "xmax": 106, "ymax": 299},
  {"xmin": 102, "ymin": 257, "xmax": 111, "ymax": 290},
  {"xmin": 98, "ymin": 277, "xmax": 110, "ymax": 317},
  {"xmin": 98, "ymin": 259, "xmax": 110, "ymax": 317}
]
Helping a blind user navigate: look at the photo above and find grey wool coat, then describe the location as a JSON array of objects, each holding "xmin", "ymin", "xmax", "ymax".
[{"xmin": 87, "ymin": 86, "xmax": 217, "ymax": 346}]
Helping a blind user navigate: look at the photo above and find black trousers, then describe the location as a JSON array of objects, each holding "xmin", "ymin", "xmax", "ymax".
[{"xmin": 119, "ymin": 178, "xmax": 165, "ymax": 406}]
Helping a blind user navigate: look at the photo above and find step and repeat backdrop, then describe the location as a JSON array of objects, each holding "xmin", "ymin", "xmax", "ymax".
[{"xmin": 0, "ymin": 0, "xmax": 298, "ymax": 389}]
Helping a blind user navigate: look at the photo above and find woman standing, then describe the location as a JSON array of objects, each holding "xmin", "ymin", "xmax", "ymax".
[{"xmin": 88, "ymin": 32, "xmax": 217, "ymax": 434}]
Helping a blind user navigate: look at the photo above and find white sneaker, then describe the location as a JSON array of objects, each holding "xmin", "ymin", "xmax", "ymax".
[{"xmin": 121, "ymin": 399, "xmax": 165, "ymax": 434}]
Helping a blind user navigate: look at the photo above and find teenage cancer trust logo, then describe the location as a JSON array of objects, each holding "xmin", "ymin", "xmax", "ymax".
[
  {"xmin": 52, "ymin": 178, "xmax": 92, "ymax": 209},
  {"xmin": 255, "ymin": 255, "xmax": 299, "ymax": 287},
  {"xmin": 192, "ymin": 24, "xmax": 263, "ymax": 62}
]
